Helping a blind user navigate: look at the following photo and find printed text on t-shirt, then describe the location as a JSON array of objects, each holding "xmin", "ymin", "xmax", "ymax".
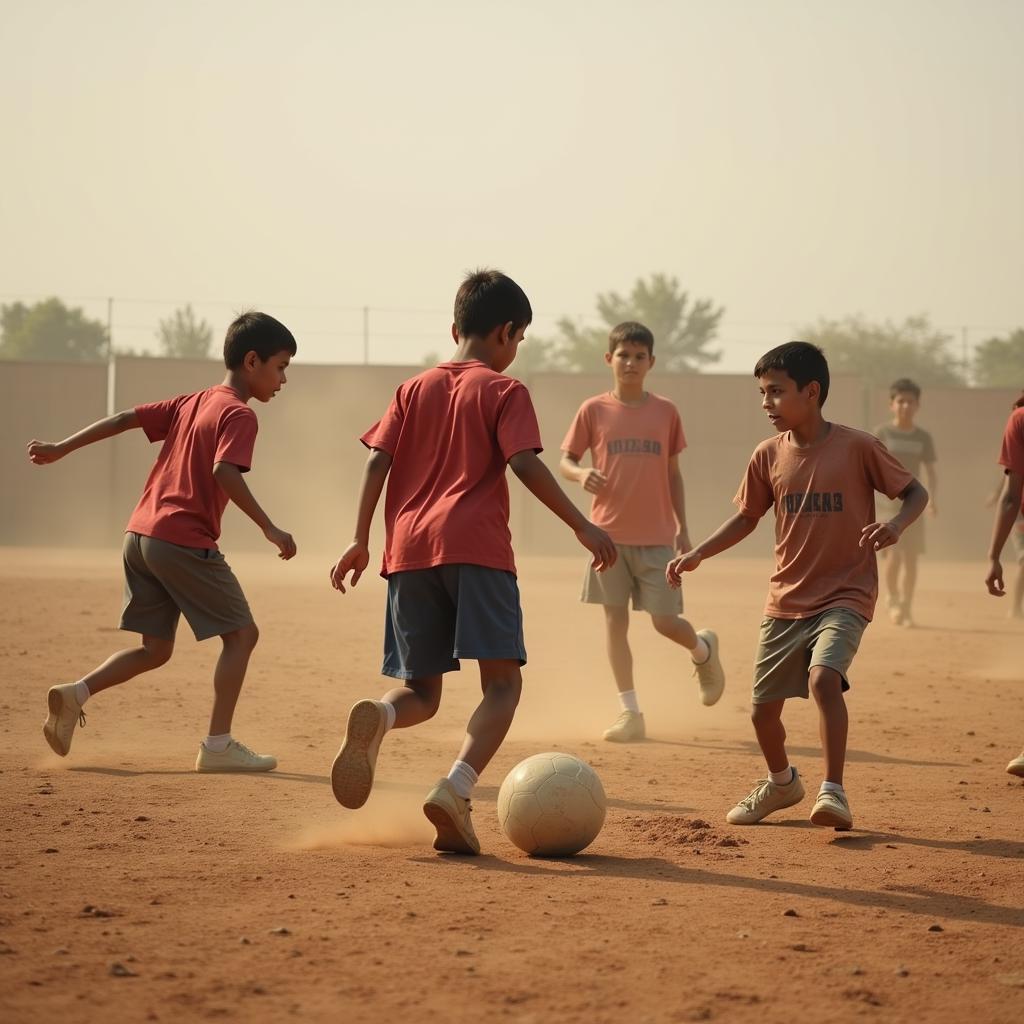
[
  {"xmin": 782, "ymin": 491, "xmax": 845, "ymax": 515},
  {"xmin": 607, "ymin": 438, "xmax": 662, "ymax": 456}
]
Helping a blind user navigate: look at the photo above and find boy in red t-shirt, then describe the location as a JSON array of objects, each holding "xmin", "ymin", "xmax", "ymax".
[
  {"xmin": 28, "ymin": 312, "xmax": 297, "ymax": 772},
  {"xmin": 668, "ymin": 342, "xmax": 928, "ymax": 831},
  {"xmin": 560, "ymin": 322, "xmax": 725, "ymax": 743},
  {"xmin": 984, "ymin": 390, "xmax": 1024, "ymax": 777},
  {"xmin": 328, "ymin": 270, "xmax": 616, "ymax": 855}
]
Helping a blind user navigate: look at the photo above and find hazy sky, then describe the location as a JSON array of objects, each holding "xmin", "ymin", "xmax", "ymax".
[{"xmin": 2, "ymin": 0, "xmax": 1021, "ymax": 371}]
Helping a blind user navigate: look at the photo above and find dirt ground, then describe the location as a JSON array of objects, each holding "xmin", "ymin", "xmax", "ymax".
[{"xmin": 1, "ymin": 546, "xmax": 1022, "ymax": 1024}]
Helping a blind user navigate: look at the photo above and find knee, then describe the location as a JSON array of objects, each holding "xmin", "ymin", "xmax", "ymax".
[
  {"xmin": 225, "ymin": 622, "xmax": 259, "ymax": 650},
  {"xmin": 604, "ymin": 608, "xmax": 629, "ymax": 636},
  {"xmin": 750, "ymin": 703, "xmax": 780, "ymax": 728},
  {"xmin": 490, "ymin": 676, "xmax": 523, "ymax": 709},
  {"xmin": 142, "ymin": 638, "xmax": 174, "ymax": 667},
  {"xmin": 809, "ymin": 668, "xmax": 842, "ymax": 701},
  {"xmin": 421, "ymin": 690, "xmax": 443, "ymax": 720}
]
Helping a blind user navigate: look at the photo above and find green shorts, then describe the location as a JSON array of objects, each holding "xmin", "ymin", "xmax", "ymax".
[
  {"xmin": 753, "ymin": 607, "xmax": 868, "ymax": 704},
  {"xmin": 581, "ymin": 544, "xmax": 682, "ymax": 616},
  {"xmin": 120, "ymin": 533, "xmax": 254, "ymax": 642}
]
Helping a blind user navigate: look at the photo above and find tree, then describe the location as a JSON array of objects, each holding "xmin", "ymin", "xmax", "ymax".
[
  {"xmin": 0, "ymin": 298, "xmax": 108, "ymax": 361},
  {"xmin": 972, "ymin": 328, "xmax": 1024, "ymax": 389},
  {"xmin": 798, "ymin": 315, "xmax": 965, "ymax": 389},
  {"xmin": 547, "ymin": 274, "xmax": 724, "ymax": 373},
  {"xmin": 156, "ymin": 304, "xmax": 214, "ymax": 359}
]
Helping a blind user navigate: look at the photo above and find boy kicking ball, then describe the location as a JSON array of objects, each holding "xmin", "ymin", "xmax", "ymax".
[
  {"xmin": 668, "ymin": 342, "xmax": 927, "ymax": 830},
  {"xmin": 328, "ymin": 270, "xmax": 615, "ymax": 855},
  {"xmin": 560, "ymin": 321, "xmax": 725, "ymax": 743}
]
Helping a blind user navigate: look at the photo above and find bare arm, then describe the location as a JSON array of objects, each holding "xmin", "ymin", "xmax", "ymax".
[
  {"xmin": 860, "ymin": 479, "xmax": 929, "ymax": 551},
  {"xmin": 559, "ymin": 451, "xmax": 607, "ymax": 494},
  {"xmin": 986, "ymin": 470, "xmax": 1023, "ymax": 597},
  {"xmin": 667, "ymin": 511, "xmax": 760, "ymax": 586},
  {"xmin": 27, "ymin": 409, "xmax": 140, "ymax": 464},
  {"xmin": 667, "ymin": 456, "xmax": 690, "ymax": 552},
  {"xmin": 330, "ymin": 449, "xmax": 393, "ymax": 592},
  {"xmin": 213, "ymin": 461, "xmax": 296, "ymax": 559}
]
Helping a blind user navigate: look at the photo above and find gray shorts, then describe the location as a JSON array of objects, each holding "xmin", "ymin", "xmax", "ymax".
[
  {"xmin": 753, "ymin": 607, "xmax": 868, "ymax": 704},
  {"xmin": 120, "ymin": 533, "xmax": 254, "ymax": 642},
  {"xmin": 382, "ymin": 564, "xmax": 527, "ymax": 680},
  {"xmin": 581, "ymin": 544, "xmax": 683, "ymax": 616}
]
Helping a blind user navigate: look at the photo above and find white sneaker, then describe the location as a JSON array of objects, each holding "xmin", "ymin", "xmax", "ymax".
[
  {"xmin": 603, "ymin": 710, "xmax": 645, "ymax": 743},
  {"xmin": 195, "ymin": 739, "xmax": 277, "ymax": 773},
  {"xmin": 423, "ymin": 778, "xmax": 480, "ymax": 855},
  {"xmin": 693, "ymin": 629, "xmax": 725, "ymax": 706},
  {"xmin": 726, "ymin": 768, "xmax": 805, "ymax": 824},
  {"xmin": 809, "ymin": 788, "xmax": 853, "ymax": 830},
  {"xmin": 43, "ymin": 683, "xmax": 85, "ymax": 757},
  {"xmin": 1006, "ymin": 752, "xmax": 1024, "ymax": 778},
  {"xmin": 331, "ymin": 699, "xmax": 388, "ymax": 808}
]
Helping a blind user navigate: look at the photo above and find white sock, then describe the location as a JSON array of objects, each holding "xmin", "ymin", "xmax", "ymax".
[
  {"xmin": 618, "ymin": 689, "xmax": 641, "ymax": 714},
  {"xmin": 769, "ymin": 766, "xmax": 794, "ymax": 786},
  {"xmin": 446, "ymin": 760, "xmax": 479, "ymax": 799},
  {"xmin": 203, "ymin": 733, "xmax": 231, "ymax": 753},
  {"xmin": 74, "ymin": 680, "xmax": 91, "ymax": 706},
  {"xmin": 690, "ymin": 637, "xmax": 710, "ymax": 664},
  {"xmin": 380, "ymin": 700, "xmax": 397, "ymax": 732},
  {"xmin": 820, "ymin": 780, "xmax": 844, "ymax": 795}
]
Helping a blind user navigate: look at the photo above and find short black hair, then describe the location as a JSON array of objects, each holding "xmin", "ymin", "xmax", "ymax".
[
  {"xmin": 608, "ymin": 321, "xmax": 654, "ymax": 355},
  {"xmin": 223, "ymin": 311, "xmax": 297, "ymax": 369},
  {"xmin": 889, "ymin": 377, "xmax": 921, "ymax": 400},
  {"xmin": 754, "ymin": 341, "xmax": 830, "ymax": 407},
  {"xmin": 453, "ymin": 269, "xmax": 532, "ymax": 339}
]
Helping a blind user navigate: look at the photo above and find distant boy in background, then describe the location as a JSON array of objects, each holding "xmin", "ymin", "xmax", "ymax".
[
  {"xmin": 668, "ymin": 342, "xmax": 927, "ymax": 830},
  {"xmin": 985, "ymin": 390, "xmax": 1024, "ymax": 621},
  {"xmin": 560, "ymin": 321, "xmax": 724, "ymax": 744},
  {"xmin": 983, "ymin": 389, "xmax": 1024, "ymax": 778},
  {"xmin": 328, "ymin": 270, "xmax": 616, "ymax": 855},
  {"xmin": 27, "ymin": 312, "xmax": 297, "ymax": 772},
  {"xmin": 873, "ymin": 378, "xmax": 937, "ymax": 627}
]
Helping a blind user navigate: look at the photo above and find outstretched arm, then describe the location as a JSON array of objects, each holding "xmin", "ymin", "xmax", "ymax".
[
  {"xmin": 330, "ymin": 448, "xmax": 392, "ymax": 592},
  {"xmin": 213, "ymin": 462, "xmax": 296, "ymax": 559},
  {"xmin": 666, "ymin": 512, "xmax": 760, "ymax": 586},
  {"xmin": 27, "ymin": 409, "xmax": 140, "ymax": 464},
  {"xmin": 986, "ymin": 470, "xmax": 1023, "ymax": 597}
]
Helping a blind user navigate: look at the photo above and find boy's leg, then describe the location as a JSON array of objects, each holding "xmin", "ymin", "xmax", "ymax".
[
  {"xmin": 602, "ymin": 606, "xmax": 646, "ymax": 741},
  {"xmin": 751, "ymin": 699, "xmax": 789, "ymax": 774},
  {"xmin": 650, "ymin": 613, "xmax": 725, "ymax": 706},
  {"xmin": 901, "ymin": 551, "xmax": 919, "ymax": 625},
  {"xmin": 885, "ymin": 548, "xmax": 904, "ymax": 623},
  {"xmin": 208, "ymin": 623, "xmax": 260, "ymax": 735},
  {"xmin": 808, "ymin": 666, "xmax": 848, "ymax": 786}
]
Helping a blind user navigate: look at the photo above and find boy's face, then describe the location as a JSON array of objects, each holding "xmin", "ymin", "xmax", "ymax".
[
  {"xmin": 244, "ymin": 349, "xmax": 291, "ymax": 402},
  {"xmin": 758, "ymin": 369, "xmax": 820, "ymax": 432},
  {"xmin": 890, "ymin": 391, "xmax": 919, "ymax": 424},
  {"xmin": 605, "ymin": 341, "xmax": 654, "ymax": 385}
]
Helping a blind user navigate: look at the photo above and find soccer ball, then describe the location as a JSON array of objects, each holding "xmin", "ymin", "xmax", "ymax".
[{"xmin": 497, "ymin": 752, "xmax": 607, "ymax": 857}]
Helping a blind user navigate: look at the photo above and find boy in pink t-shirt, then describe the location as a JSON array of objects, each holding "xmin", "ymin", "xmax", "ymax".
[
  {"xmin": 560, "ymin": 322, "xmax": 725, "ymax": 743},
  {"xmin": 668, "ymin": 342, "xmax": 928, "ymax": 832},
  {"xmin": 328, "ymin": 270, "xmax": 616, "ymax": 855},
  {"xmin": 28, "ymin": 312, "xmax": 297, "ymax": 773}
]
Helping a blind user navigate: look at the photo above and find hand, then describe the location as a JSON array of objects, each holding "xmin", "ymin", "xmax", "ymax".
[
  {"xmin": 666, "ymin": 549, "xmax": 702, "ymax": 588},
  {"xmin": 575, "ymin": 523, "xmax": 617, "ymax": 571},
  {"xmin": 264, "ymin": 524, "xmax": 297, "ymax": 560},
  {"xmin": 860, "ymin": 520, "xmax": 901, "ymax": 551},
  {"xmin": 674, "ymin": 530, "xmax": 692, "ymax": 555},
  {"xmin": 27, "ymin": 440, "xmax": 66, "ymax": 465},
  {"xmin": 330, "ymin": 541, "xmax": 370, "ymax": 593},
  {"xmin": 579, "ymin": 468, "xmax": 608, "ymax": 495},
  {"xmin": 985, "ymin": 559, "xmax": 1005, "ymax": 597}
]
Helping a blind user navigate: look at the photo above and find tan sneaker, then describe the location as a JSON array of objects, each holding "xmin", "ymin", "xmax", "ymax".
[
  {"xmin": 423, "ymin": 779, "xmax": 480, "ymax": 855},
  {"xmin": 1006, "ymin": 752, "xmax": 1024, "ymax": 778},
  {"xmin": 810, "ymin": 788, "xmax": 853, "ymax": 830},
  {"xmin": 726, "ymin": 768, "xmax": 805, "ymax": 824},
  {"xmin": 43, "ymin": 684, "xmax": 85, "ymax": 757},
  {"xmin": 195, "ymin": 739, "xmax": 277, "ymax": 773},
  {"xmin": 330, "ymin": 699, "xmax": 388, "ymax": 808},
  {"xmin": 603, "ymin": 710, "xmax": 645, "ymax": 743},
  {"xmin": 693, "ymin": 629, "xmax": 725, "ymax": 706}
]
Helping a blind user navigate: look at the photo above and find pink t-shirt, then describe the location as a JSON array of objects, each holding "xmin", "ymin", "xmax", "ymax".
[
  {"xmin": 734, "ymin": 424, "xmax": 914, "ymax": 621},
  {"xmin": 561, "ymin": 392, "xmax": 686, "ymax": 547},
  {"xmin": 998, "ymin": 407, "xmax": 1024, "ymax": 513},
  {"xmin": 125, "ymin": 385, "xmax": 258, "ymax": 550},
  {"xmin": 362, "ymin": 360, "xmax": 542, "ymax": 577}
]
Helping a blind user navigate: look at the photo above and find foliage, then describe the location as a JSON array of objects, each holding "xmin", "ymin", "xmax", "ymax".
[
  {"xmin": 0, "ymin": 298, "xmax": 108, "ymax": 361},
  {"xmin": 972, "ymin": 328, "xmax": 1024, "ymax": 389},
  {"xmin": 156, "ymin": 304, "xmax": 214, "ymax": 359}
]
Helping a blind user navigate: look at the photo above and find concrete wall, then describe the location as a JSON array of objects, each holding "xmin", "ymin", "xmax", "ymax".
[{"xmin": 2, "ymin": 356, "xmax": 1016, "ymax": 559}]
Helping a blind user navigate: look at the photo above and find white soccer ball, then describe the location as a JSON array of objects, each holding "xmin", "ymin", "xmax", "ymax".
[{"xmin": 497, "ymin": 752, "xmax": 607, "ymax": 857}]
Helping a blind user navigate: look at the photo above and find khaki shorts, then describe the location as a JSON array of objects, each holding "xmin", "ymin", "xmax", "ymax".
[
  {"xmin": 581, "ymin": 544, "xmax": 682, "ymax": 616},
  {"xmin": 753, "ymin": 607, "xmax": 867, "ymax": 704},
  {"xmin": 120, "ymin": 533, "xmax": 254, "ymax": 642}
]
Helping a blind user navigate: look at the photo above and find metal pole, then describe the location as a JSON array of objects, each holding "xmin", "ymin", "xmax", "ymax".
[
  {"xmin": 363, "ymin": 306, "xmax": 369, "ymax": 365},
  {"xmin": 106, "ymin": 296, "xmax": 115, "ymax": 415}
]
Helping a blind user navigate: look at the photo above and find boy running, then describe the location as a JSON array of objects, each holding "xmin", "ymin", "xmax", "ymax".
[
  {"xmin": 872, "ymin": 378, "xmax": 938, "ymax": 626},
  {"xmin": 668, "ymin": 342, "xmax": 928, "ymax": 830},
  {"xmin": 560, "ymin": 322, "xmax": 724, "ymax": 743},
  {"xmin": 328, "ymin": 270, "xmax": 616, "ymax": 855},
  {"xmin": 27, "ymin": 312, "xmax": 297, "ymax": 772}
]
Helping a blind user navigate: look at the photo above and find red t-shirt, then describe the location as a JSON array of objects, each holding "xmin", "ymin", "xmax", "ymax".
[
  {"xmin": 125, "ymin": 385, "xmax": 258, "ymax": 550},
  {"xmin": 362, "ymin": 361, "xmax": 542, "ymax": 577},
  {"xmin": 998, "ymin": 407, "xmax": 1024, "ymax": 513}
]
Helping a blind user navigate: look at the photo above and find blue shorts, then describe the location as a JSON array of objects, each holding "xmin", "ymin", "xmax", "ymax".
[{"xmin": 382, "ymin": 564, "xmax": 527, "ymax": 680}]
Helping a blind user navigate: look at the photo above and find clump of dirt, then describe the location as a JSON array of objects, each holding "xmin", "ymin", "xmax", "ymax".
[{"xmin": 622, "ymin": 815, "xmax": 749, "ymax": 848}]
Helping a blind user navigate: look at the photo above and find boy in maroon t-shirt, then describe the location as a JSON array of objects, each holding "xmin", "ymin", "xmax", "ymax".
[
  {"xmin": 328, "ymin": 269, "xmax": 616, "ymax": 855},
  {"xmin": 28, "ymin": 312, "xmax": 297, "ymax": 772}
]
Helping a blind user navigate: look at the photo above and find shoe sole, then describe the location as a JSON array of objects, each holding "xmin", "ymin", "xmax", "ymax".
[
  {"xmin": 195, "ymin": 761, "xmax": 277, "ymax": 773},
  {"xmin": 809, "ymin": 805, "xmax": 853, "ymax": 830},
  {"xmin": 602, "ymin": 732, "xmax": 645, "ymax": 743},
  {"xmin": 1006, "ymin": 763, "xmax": 1024, "ymax": 778},
  {"xmin": 330, "ymin": 701, "xmax": 384, "ymax": 809},
  {"xmin": 422, "ymin": 799, "xmax": 479, "ymax": 855},
  {"xmin": 43, "ymin": 688, "xmax": 71, "ymax": 757}
]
